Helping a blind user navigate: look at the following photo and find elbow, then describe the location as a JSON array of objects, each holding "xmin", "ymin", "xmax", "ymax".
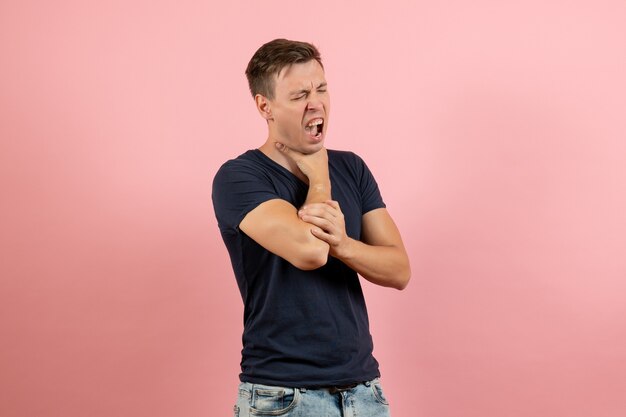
[
  {"xmin": 393, "ymin": 263, "xmax": 411, "ymax": 291},
  {"xmin": 293, "ymin": 253, "xmax": 328, "ymax": 270},
  {"xmin": 394, "ymin": 276, "xmax": 410, "ymax": 290},
  {"xmin": 290, "ymin": 241, "xmax": 330, "ymax": 271},
  {"xmin": 295, "ymin": 257, "xmax": 328, "ymax": 270}
]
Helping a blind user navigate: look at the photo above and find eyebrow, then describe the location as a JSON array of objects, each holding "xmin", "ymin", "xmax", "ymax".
[{"xmin": 289, "ymin": 82, "xmax": 328, "ymax": 96}]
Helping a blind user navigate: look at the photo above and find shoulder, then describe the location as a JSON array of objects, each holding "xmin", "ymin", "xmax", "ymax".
[
  {"xmin": 211, "ymin": 150, "xmax": 280, "ymax": 227},
  {"xmin": 327, "ymin": 149, "xmax": 367, "ymax": 167},
  {"xmin": 215, "ymin": 150, "xmax": 258, "ymax": 174},
  {"xmin": 213, "ymin": 150, "xmax": 269, "ymax": 183},
  {"xmin": 327, "ymin": 149, "xmax": 372, "ymax": 176},
  {"xmin": 328, "ymin": 148, "xmax": 360, "ymax": 160}
]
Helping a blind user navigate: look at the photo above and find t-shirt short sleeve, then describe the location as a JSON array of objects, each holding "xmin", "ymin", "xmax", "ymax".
[
  {"xmin": 212, "ymin": 159, "xmax": 278, "ymax": 232},
  {"xmin": 354, "ymin": 153, "xmax": 386, "ymax": 214}
]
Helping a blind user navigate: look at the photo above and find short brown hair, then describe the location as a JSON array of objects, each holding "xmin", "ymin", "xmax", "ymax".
[{"xmin": 245, "ymin": 39, "xmax": 323, "ymax": 100}]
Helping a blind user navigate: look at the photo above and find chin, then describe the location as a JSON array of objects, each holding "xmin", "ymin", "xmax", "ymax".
[
  {"xmin": 300, "ymin": 137, "xmax": 325, "ymax": 154},
  {"xmin": 303, "ymin": 143, "xmax": 324, "ymax": 155}
]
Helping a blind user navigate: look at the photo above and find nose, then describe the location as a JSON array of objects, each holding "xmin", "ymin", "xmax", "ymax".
[{"xmin": 306, "ymin": 91, "xmax": 324, "ymax": 112}]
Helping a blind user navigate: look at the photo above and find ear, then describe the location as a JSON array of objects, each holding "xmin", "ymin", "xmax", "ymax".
[{"xmin": 254, "ymin": 94, "xmax": 273, "ymax": 121}]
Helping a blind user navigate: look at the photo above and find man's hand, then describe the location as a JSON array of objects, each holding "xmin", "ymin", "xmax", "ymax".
[
  {"xmin": 301, "ymin": 201, "xmax": 411, "ymax": 290},
  {"xmin": 275, "ymin": 143, "xmax": 329, "ymax": 184},
  {"xmin": 298, "ymin": 200, "xmax": 354, "ymax": 260}
]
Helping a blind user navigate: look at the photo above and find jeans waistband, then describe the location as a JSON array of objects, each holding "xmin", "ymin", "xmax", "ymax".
[
  {"xmin": 325, "ymin": 382, "xmax": 360, "ymax": 394},
  {"xmin": 240, "ymin": 377, "xmax": 378, "ymax": 392}
]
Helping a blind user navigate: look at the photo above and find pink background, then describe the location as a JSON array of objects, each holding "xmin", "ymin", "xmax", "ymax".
[{"xmin": 1, "ymin": 1, "xmax": 625, "ymax": 416}]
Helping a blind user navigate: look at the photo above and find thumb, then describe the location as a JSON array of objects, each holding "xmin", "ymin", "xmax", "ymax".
[{"xmin": 275, "ymin": 142, "xmax": 290, "ymax": 154}]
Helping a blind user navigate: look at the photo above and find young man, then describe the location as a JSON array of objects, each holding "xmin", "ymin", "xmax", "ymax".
[{"xmin": 212, "ymin": 39, "xmax": 410, "ymax": 417}]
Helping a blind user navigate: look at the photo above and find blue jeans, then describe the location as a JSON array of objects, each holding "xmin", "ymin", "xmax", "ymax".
[{"xmin": 233, "ymin": 378, "xmax": 391, "ymax": 417}]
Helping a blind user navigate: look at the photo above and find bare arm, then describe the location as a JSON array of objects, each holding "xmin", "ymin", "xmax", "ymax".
[
  {"xmin": 299, "ymin": 202, "xmax": 411, "ymax": 290},
  {"xmin": 239, "ymin": 145, "xmax": 331, "ymax": 270}
]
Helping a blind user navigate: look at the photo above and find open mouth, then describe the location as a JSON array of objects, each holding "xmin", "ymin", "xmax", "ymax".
[{"xmin": 304, "ymin": 118, "xmax": 324, "ymax": 139}]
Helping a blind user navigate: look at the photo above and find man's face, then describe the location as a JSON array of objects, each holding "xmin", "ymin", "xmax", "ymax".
[{"xmin": 267, "ymin": 60, "xmax": 329, "ymax": 154}]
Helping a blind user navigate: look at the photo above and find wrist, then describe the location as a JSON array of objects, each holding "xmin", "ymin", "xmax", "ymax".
[
  {"xmin": 334, "ymin": 237, "xmax": 358, "ymax": 261},
  {"xmin": 308, "ymin": 180, "xmax": 331, "ymax": 192}
]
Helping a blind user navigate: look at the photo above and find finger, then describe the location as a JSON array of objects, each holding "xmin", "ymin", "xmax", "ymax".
[
  {"xmin": 311, "ymin": 227, "xmax": 342, "ymax": 247},
  {"xmin": 300, "ymin": 203, "xmax": 321, "ymax": 211},
  {"xmin": 300, "ymin": 214, "xmax": 336, "ymax": 231},
  {"xmin": 310, "ymin": 227, "xmax": 334, "ymax": 244},
  {"xmin": 275, "ymin": 142, "xmax": 289, "ymax": 153},
  {"xmin": 301, "ymin": 202, "xmax": 333, "ymax": 211},
  {"xmin": 323, "ymin": 200, "xmax": 343, "ymax": 217},
  {"xmin": 325, "ymin": 200, "xmax": 340, "ymax": 210},
  {"xmin": 276, "ymin": 142, "xmax": 308, "ymax": 158},
  {"xmin": 299, "ymin": 205, "xmax": 337, "ymax": 219}
]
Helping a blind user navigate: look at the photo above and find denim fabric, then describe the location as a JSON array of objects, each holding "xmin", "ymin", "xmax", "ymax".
[{"xmin": 232, "ymin": 378, "xmax": 391, "ymax": 417}]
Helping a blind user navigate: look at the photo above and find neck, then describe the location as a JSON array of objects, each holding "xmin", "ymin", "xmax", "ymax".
[{"xmin": 258, "ymin": 140, "xmax": 308, "ymax": 183}]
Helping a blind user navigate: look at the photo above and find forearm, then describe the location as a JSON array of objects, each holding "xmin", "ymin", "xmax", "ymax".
[
  {"xmin": 298, "ymin": 204, "xmax": 411, "ymax": 288},
  {"xmin": 299, "ymin": 181, "xmax": 332, "ymax": 259},
  {"xmin": 336, "ymin": 238, "xmax": 411, "ymax": 290},
  {"xmin": 274, "ymin": 143, "xmax": 331, "ymax": 207},
  {"xmin": 303, "ymin": 180, "xmax": 331, "ymax": 206},
  {"xmin": 240, "ymin": 199, "xmax": 330, "ymax": 270}
]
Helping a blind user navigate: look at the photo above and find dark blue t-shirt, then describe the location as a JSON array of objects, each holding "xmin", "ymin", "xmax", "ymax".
[{"xmin": 212, "ymin": 149, "xmax": 386, "ymax": 387}]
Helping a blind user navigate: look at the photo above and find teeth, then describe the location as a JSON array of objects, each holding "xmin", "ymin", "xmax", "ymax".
[{"xmin": 306, "ymin": 118, "xmax": 323, "ymax": 127}]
